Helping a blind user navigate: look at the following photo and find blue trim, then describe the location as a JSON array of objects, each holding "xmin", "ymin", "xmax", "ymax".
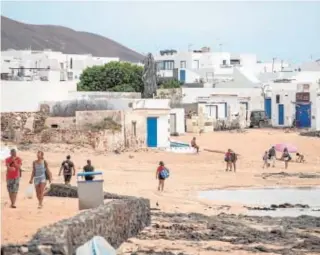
[
  {"xmin": 278, "ymin": 104, "xmax": 284, "ymax": 125},
  {"xmin": 147, "ymin": 117, "xmax": 158, "ymax": 147},
  {"xmin": 77, "ymin": 171, "xmax": 103, "ymax": 177},
  {"xmin": 77, "ymin": 180, "xmax": 104, "ymax": 183}
]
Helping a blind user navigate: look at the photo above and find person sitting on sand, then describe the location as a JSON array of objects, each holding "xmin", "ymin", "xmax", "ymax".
[
  {"xmin": 296, "ymin": 153, "xmax": 305, "ymax": 163},
  {"xmin": 230, "ymin": 149, "xmax": 238, "ymax": 172},
  {"xmin": 83, "ymin": 159, "xmax": 94, "ymax": 181},
  {"xmin": 224, "ymin": 149, "xmax": 232, "ymax": 172},
  {"xmin": 281, "ymin": 147, "xmax": 291, "ymax": 169},
  {"xmin": 191, "ymin": 137, "xmax": 199, "ymax": 153},
  {"xmin": 156, "ymin": 161, "xmax": 170, "ymax": 192},
  {"xmin": 262, "ymin": 151, "xmax": 270, "ymax": 169}
]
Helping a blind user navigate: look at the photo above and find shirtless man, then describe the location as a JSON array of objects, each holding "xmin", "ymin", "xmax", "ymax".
[{"xmin": 191, "ymin": 137, "xmax": 199, "ymax": 153}]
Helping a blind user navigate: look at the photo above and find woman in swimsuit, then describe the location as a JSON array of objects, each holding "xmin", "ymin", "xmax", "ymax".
[{"xmin": 29, "ymin": 151, "xmax": 51, "ymax": 208}]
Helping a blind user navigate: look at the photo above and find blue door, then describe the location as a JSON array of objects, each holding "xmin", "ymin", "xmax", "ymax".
[
  {"xmin": 147, "ymin": 117, "xmax": 157, "ymax": 147},
  {"xmin": 278, "ymin": 104, "xmax": 284, "ymax": 125},
  {"xmin": 264, "ymin": 98, "xmax": 272, "ymax": 119},
  {"xmin": 296, "ymin": 104, "xmax": 311, "ymax": 128},
  {"xmin": 179, "ymin": 70, "xmax": 186, "ymax": 83}
]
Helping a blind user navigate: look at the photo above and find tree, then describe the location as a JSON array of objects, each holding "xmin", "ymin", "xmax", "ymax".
[
  {"xmin": 159, "ymin": 79, "xmax": 182, "ymax": 89},
  {"xmin": 77, "ymin": 61, "xmax": 144, "ymax": 92}
]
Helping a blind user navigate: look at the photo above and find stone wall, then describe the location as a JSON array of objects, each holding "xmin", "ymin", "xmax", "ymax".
[
  {"xmin": 1, "ymin": 184, "xmax": 151, "ymax": 255},
  {"xmin": 1, "ymin": 111, "xmax": 48, "ymax": 141},
  {"xmin": 300, "ymin": 130, "xmax": 320, "ymax": 137},
  {"xmin": 22, "ymin": 129, "xmax": 126, "ymax": 152}
]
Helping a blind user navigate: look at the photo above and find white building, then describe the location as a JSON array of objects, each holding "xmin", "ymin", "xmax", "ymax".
[
  {"xmin": 154, "ymin": 47, "xmax": 291, "ymax": 85},
  {"xmin": 1, "ymin": 49, "xmax": 120, "ymax": 82},
  {"xmin": 263, "ymin": 74, "xmax": 320, "ymax": 130}
]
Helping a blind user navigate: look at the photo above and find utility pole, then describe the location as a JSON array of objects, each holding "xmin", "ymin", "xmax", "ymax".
[{"xmin": 281, "ymin": 59, "xmax": 283, "ymax": 71}]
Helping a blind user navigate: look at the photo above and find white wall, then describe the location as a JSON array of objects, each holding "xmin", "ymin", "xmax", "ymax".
[
  {"xmin": 170, "ymin": 108, "xmax": 185, "ymax": 134},
  {"xmin": 182, "ymin": 88, "xmax": 264, "ymax": 111},
  {"xmin": 270, "ymin": 85, "xmax": 319, "ymax": 128},
  {"xmin": 133, "ymin": 99, "xmax": 170, "ymax": 109},
  {"xmin": 271, "ymin": 89, "xmax": 296, "ymax": 127},
  {"xmin": 68, "ymin": 91, "xmax": 141, "ymax": 100},
  {"xmin": 157, "ymin": 114, "xmax": 170, "ymax": 148},
  {"xmin": 0, "ymin": 81, "xmax": 77, "ymax": 112}
]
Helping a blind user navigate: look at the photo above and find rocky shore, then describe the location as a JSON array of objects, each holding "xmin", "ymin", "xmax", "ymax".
[{"xmin": 120, "ymin": 212, "xmax": 320, "ymax": 255}]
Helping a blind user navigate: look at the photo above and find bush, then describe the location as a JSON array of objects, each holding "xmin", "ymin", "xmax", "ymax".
[{"xmin": 85, "ymin": 117, "xmax": 122, "ymax": 132}]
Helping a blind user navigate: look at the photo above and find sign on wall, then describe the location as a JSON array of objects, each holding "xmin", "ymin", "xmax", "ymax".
[{"xmin": 296, "ymin": 92, "xmax": 310, "ymax": 102}]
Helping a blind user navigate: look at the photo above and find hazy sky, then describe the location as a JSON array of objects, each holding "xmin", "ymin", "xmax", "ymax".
[{"xmin": 1, "ymin": 1, "xmax": 319, "ymax": 63}]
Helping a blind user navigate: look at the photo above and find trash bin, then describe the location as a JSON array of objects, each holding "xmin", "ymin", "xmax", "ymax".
[{"xmin": 77, "ymin": 171, "xmax": 104, "ymax": 210}]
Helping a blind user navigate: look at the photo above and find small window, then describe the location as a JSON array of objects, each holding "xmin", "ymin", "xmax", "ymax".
[
  {"xmin": 180, "ymin": 61, "xmax": 186, "ymax": 68},
  {"xmin": 276, "ymin": 95, "xmax": 280, "ymax": 104},
  {"xmin": 222, "ymin": 60, "xmax": 227, "ymax": 65},
  {"xmin": 51, "ymin": 124, "xmax": 59, "ymax": 128}
]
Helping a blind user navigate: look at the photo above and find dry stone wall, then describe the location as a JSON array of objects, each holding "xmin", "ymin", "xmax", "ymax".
[{"xmin": 1, "ymin": 185, "xmax": 151, "ymax": 255}]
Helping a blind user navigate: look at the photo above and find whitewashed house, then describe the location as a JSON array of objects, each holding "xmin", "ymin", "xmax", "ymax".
[
  {"xmin": 1, "ymin": 49, "xmax": 121, "ymax": 82},
  {"xmin": 264, "ymin": 80, "xmax": 320, "ymax": 130}
]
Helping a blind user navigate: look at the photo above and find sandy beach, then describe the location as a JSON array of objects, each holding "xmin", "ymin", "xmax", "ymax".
[{"xmin": 1, "ymin": 129, "xmax": 320, "ymax": 254}]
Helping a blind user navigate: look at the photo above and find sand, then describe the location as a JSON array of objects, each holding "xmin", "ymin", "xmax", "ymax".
[{"xmin": 1, "ymin": 129, "xmax": 320, "ymax": 253}]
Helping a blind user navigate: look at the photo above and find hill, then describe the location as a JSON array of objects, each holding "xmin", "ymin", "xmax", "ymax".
[{"xmin": 1, "ymin": 16, "xmax": 144, "ymax": 62}]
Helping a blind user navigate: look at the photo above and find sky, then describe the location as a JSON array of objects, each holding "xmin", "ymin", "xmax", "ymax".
[{"xmin": 1, "ymin": 1, "xmax": 320, "ymax": 63}]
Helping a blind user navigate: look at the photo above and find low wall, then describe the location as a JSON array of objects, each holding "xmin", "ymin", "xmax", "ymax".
[
  {"xmin": 1, "ymin": 184, "xmax": 151, "ymax": 255},
  {"xmin": 300, "ymin": 130, "xmax": 320, "ymax": 137}
]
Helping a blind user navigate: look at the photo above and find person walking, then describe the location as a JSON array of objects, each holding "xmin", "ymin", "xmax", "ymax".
[
  {"xmin": 224, "ymin": 149, "xmax": 232, "ymax": 171},
  {"xmin": 83, "ymin": 160, "xmax": 94, "ymax": 181},
  {"xmin": 156, "ymin": 161, "xmax": 169, "ymax": 192},
  {"xmin": 29, "ymin": 151, "xmax": 52, "ymax": 208},
  {"xmin": 262, "ymin": 151, "xmax": 270, "ymax": 169},
  {"xmin": 59, "ymin": 155, "xmax": 75, "ymax": 185},
  {"xmin": 281, "ymin": 147, "xmax": 291, "ymax": 169},
  {"xmin": 5, "ymin": 149, "xmax": 22, "ymax": 208},
  {"xmin": 268, "ymin": 146, "xmax": 276, "ymax": 167},
  {"xmin": 230, "ymin": 150, "xmax": 238, "ymax": 172}
]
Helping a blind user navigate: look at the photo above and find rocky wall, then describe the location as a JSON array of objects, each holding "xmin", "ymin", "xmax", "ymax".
[
  {"xmin": 300, "ymin": 130, "xmax": 320, "ymax": 137},
  {"xmin": 1, "ymin": 111, "xmax": 48, "ymax": 141},
  {"xmin": 1, "ymin": 185, "xmax": 151, "ymax": 255}
]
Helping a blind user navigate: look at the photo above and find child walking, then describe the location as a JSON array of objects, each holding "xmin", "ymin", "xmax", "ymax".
[{"xmin": 262, "ymin": 151, "xmax": 270, "ymax": 168}]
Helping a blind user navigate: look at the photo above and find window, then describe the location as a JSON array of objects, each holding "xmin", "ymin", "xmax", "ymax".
[
  {"xmin": 180, "ymin": 61, "xmax": 186, "ymax": 68},
  {"xmin": 157, "ymin": 60, "xmax": 174, "ymax": 70},
  {"xmin": 192, "ymin": 60, "xmax": 199, "ymax": 69},
  {"xmin": 164, "ymin": 60, "xmax": 174, "ymax": 70},
  {"xmin": 70, "ymin": 58, "xmax": 73, "ymax": 69},
  {"xmin": 222, "ymin": 60, "xmax": 227, "ymax": 65},
  {"xmin": 276, "ymin": 95, "xmax": 280, "ymax": 104}
]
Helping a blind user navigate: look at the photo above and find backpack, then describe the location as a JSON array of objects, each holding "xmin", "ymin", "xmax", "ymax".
[{"xmin": 160, "ymin": 168, "xmax": 170, "ymax": 179}]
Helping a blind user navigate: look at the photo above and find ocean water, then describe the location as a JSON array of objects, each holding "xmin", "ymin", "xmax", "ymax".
[{"xmin": 199, "ymin": 187, "xmax": 320, "ymax": 217}]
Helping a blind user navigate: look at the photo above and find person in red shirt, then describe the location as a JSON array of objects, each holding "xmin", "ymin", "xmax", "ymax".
[
  {"xmin": 5, "ymin": 149, "xmax": 22, "ymax": 208},
  {"xmin": 224, "ymin": 149, "xmax": 232, "ymax": 172},
  {"xmin": 156, "ymin": 161, "xmax": 169, "ymax": 191}
]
